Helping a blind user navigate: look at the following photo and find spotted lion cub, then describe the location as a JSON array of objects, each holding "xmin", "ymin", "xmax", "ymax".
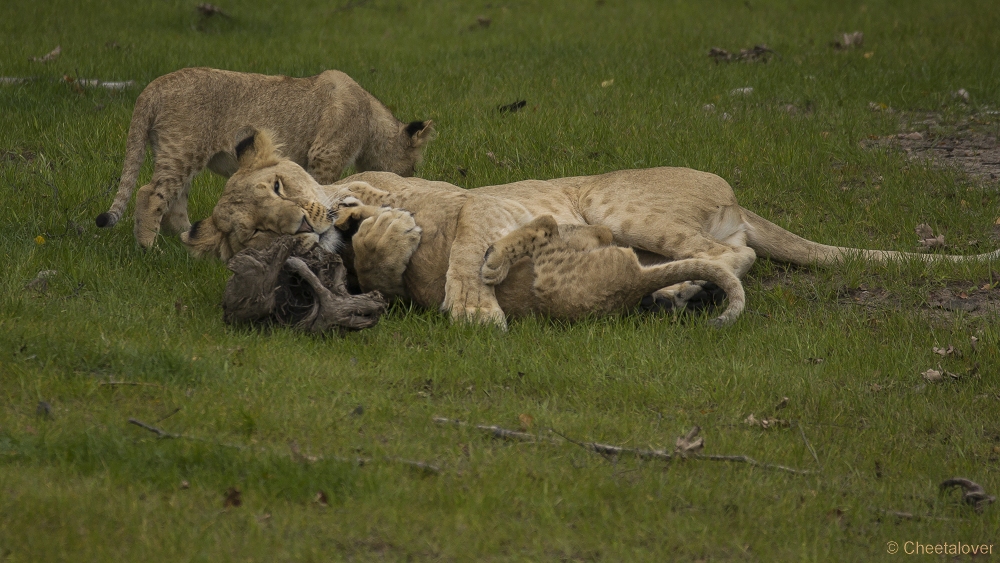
[{"xmin": 95, "ymin": 67, "xmax": 435, "ymax": 248}]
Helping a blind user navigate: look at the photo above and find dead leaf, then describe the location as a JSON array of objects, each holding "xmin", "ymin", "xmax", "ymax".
[
  {"xmin": 971, "ymin": 336, "xmax": 979, "ymax": 351},
  {"xmin": 932, "ymin": 345, "xmax": 955, "ymax": 356},
  {"xmin": 180, "ymin": 480, "xmax": 190, "ymax": 489},
  {"xmin": 174, "ymin": 299, "xmax": 188, "ymax": 313},
  {"xmin": 831, "ymin": 31, "xmax": 864, "ymax": 50},
  {"xmin": 25, "ymin": 270, "xmax": 57, "ymax": 292},
  {"xmin": 473, "ymin": 15, "xmax": 491, "ymax": 28},
  {"xmin": 223, "ymin": 487, "xmax": 242, "ymax": 508},
  {"xmin": 708, "ymin": 44, "xmax": 774, "ymax": 63},
  {"xmin": 953, "ymin": 88, "xmax": 970, "ymax": 103},
  {"xmin": 497, "ymin": 100, "xmax": 526, "ymax": 114},
  {"xmin": 805, "ymin": 357, "xmax": 824, "ymax": 364},
  {"xmin": 289, "ymin": 441, "xmax": 319, "ymax": 463},
  {"xmin": 730, "ymin": 87, "xmax": 754, "ymax": 96},
  {"xmin": 915, "ymin": 223, "xmax": 945, "ymax": 249},
  {"xmin": 921, "ymin": 369, "xmax": 943, "ymax": 382},
  {"xmin": 601, "ymin": 79, "xmax": 614, "ymax": 88},
  {"xmin": 674, "ymin": 426, "xmax": 704, "ymax": 456},
  {"xmin": 196, "ymin": 3, "xmax": 230, "ymax": 17},
  {"xmin": 30, "ymin": 46, "xmax": 61, "ymax": 63},
  {"xmin": 35, "ymin": 401, "xmax": 52, "ymax": 419},
  {"xmin": 518, "ymin": 413, "xmax": 534, "ymax": 430},
  {"xmin": 485, "ymin": 151, "xmax": 510, "ymax": 167},
  {"xmin": 773, "ymin": 397, "xmax": 790, "ymax": 411},
  {"xmin": 314, "ymin": 490, "xmax": 329, "ymax": 506}
]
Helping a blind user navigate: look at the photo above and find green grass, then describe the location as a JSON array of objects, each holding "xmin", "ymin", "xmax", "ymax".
[{"xmin": 2, "ymin": 0, "xmax": 1000, "ymax": 560}]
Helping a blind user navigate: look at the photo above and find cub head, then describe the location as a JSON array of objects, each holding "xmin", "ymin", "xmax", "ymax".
[
  {"xmin": 182, "ymin": 129, "xmax": 339, "ymax": 261},
  {"xmin": 358, "ymin": 119, "xmax": 436, "ymax": 177}
]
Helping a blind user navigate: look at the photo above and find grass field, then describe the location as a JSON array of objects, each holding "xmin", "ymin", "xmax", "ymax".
[{"xmin": 2, "ymin": 0, "xmax": 1000, "ymax": 560}]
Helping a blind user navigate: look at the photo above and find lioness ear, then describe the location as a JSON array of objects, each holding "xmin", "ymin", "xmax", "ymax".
[
  {"xmin": 234, "ymin": 127, "xmax": 282, "ymax": 171},
  {"xmin": 182, "ymin": 219, "xmax": 229, "ymax": 260},
  {"xmin": 405, "ymin": 120, "xmax": 436, "ymax": 147}
]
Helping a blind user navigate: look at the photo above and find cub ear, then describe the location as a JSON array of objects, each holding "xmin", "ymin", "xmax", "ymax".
[
  {"xmin": 181, "ymin": 219, "xmax": 229, "ymax": 260},
  {"xmin": 405, "ymin": 120, "xmax": 436, "ymax": 147},
  {"xmin": 233, "ymin": 127, "xmax": 282, "ymax": 171}
]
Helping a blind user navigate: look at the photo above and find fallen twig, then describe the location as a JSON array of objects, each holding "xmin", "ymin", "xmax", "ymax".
[
  {"xmin": 128, "ymin": 418, "xmax": 179, "ymax": 438},
  {"xmin": 437, "ymin": 417, "xmax": 813, "ymax": 475},
  {"xmin": 691, "ymin": 454, "xmax": 813, "ymax": 475},
  {"xmin": 873, "ymin": 508, "xmax": 953, "ymax": 522},
  {"xmin": 940, "ymin": 478, "xmax": 996, "ymax": 512},
  {"xmin": 129, "ymin": 418, "xmax": 439, "ymax": 474},
  {"xmin": 101, "ymin": 380, "xmax": 164, "ymax": 388},
  {"xmin": 797, "ymin": 423, "xmax": 823, "ymax": 471},
  {"xmin": 433, "ymin": 416, "xmax": 555, "ymax": 443}
]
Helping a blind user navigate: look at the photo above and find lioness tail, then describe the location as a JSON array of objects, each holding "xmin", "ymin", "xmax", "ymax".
[{"xmin": 742, "ymin": 208, "xmax": 1000, "ymax": 265}]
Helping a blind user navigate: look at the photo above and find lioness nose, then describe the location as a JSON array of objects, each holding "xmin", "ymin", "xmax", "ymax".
[{"xmin": 296, "ymin": 217, "xmax": 314, "ymax": 233}]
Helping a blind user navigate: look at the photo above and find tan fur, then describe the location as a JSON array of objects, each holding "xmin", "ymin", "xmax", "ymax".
[
  {"xmin": 96, "ymin": 67, "xmax": 435, "ymax": 248},
  {"xmin": 180, "ymin": 131, "xmax": 339, "ymax": 262},
  {"xmin": 187, "ymin": 131, "xmax": 1000, "ymax": 327}
]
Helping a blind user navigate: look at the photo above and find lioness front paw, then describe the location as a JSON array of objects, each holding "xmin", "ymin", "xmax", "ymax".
[
  {"xmin": 443, "ymin": 277, "xmax": 507, "ymax": 330},
  {"xmin": 354, "ymin": 208, "xmax": 422, "ymax": 263}
]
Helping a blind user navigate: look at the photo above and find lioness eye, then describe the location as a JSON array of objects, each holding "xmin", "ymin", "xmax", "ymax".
[{"xmin": 273, "ymin": 179, "xmax": 281, "ymax": 194}]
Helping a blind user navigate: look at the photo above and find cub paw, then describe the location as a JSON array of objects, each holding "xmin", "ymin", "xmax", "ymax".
[{"xmin": 480, "ymin": 244, "xmax": 511, "ymax": 285}]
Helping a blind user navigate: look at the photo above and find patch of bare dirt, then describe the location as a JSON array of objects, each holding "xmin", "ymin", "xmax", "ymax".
[
  {"xmin": 838, "ymin": 282, "xmax": 1000, "ymax": 320},
  {"xmin": 864, "ymin": 110, "xmax": 1000, "ymax": 183}
]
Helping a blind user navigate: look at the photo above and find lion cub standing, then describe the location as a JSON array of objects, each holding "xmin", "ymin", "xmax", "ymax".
[{"xmin": 95, "ymin": 67, "xmax": 435, "ymax": 248}]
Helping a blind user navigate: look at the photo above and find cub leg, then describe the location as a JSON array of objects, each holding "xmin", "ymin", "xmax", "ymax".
[
  {"xmin": 134, "ymin": 158, "xmax": 199, "ymax": 248},
  {"xmin": 481, "ymin": 215, "xmax": 559, "ymax": 285},
  {"xmin": 481, "ymin": 217, "xmax": 614, "ymax": 286}
]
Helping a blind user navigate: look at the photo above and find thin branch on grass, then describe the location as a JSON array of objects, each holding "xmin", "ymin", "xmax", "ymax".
[
  {"xmin": 155, "ymin": 407, "xmax": 181, "ymax": 423},
  {"xmin": 437, "ymin": 417, "xmax": 813, "ymax": 475},
  {"xmin": 797, "ymin": 422, "xmax": 823, "ymax": 471},
  {"xmin": 433, "ymin": 416, "xmax": 557, "ymax": 443},
  {"xmin": 873, "ymin": 508, "xmax": 953, "ymax": 522},
  {"xmin": 551, "ymin": 429, "xmax": 674, "ymax": 462},
  {"xmin": 128, "ymin": 418, "xmax": 439, "ymax": 474},
  {"xmin": 333, "ymin": 0, "xmax": 371, "ymax": 13},
  {"xmin": 101, "ymin": 381, "xmax": 164, "ymax": 388},
  {"xmin": 128, "ymin": 418, "xmax": 179, "ymax": 438}
]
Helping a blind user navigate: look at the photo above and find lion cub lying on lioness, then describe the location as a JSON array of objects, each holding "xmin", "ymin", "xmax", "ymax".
[
  {"xmin": 96, "ymin": 67, "xmax": 435, "ymax": 249},
  {"xmin": 185, "ymin": 130, "xmax": 1000, "ymax": 327}
]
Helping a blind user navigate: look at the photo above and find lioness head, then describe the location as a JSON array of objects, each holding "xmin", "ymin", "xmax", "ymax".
[{"xmin": 182, "ymin": 129, "xmax": 340, "ymax": 261}]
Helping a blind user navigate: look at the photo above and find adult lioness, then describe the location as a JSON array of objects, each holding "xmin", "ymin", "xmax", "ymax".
[
  {"xmin": 183, "ymin": 131, "xmax": 748, "ymax": 326},
  {"xmin": 95, "ymin": 67, "xmax": 435, "ymax": 248},
  {"xmin": 184, "ymin": 130, "xmax": 1000, "ymax": 327}
]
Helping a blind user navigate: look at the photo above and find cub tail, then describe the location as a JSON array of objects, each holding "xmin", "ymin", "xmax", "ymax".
[{"xmin": 95, "ymin": 91, "xmax": 156, "ymax": 228}]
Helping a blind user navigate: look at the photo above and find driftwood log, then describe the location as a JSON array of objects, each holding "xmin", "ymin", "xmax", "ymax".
[{"xmin": 222, "ymin": 236, "xmax": 386, "ymax": 333}]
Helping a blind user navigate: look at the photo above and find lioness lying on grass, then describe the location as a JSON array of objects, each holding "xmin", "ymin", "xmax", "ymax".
[{"xmin": 183, "ymin": 129, "xmax": 1000, "ymax": 327}]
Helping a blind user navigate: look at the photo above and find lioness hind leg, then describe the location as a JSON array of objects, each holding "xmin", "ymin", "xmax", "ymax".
[{"xmin": 481, "ymin": 215, "xmax": 559, "ymax": 285}]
